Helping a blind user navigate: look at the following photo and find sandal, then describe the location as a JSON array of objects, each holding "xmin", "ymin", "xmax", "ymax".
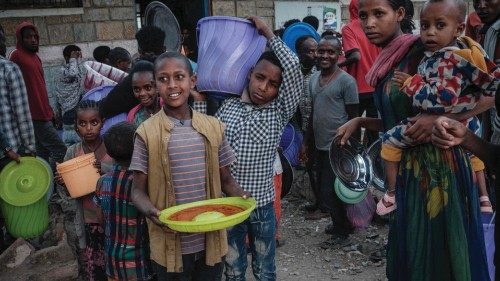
[
  {"xmin": 376, "ymin": 193, "xmax": 396, "ymax": 215},
  {"xmin": 480, "ymin": 196, "xmax": 493, "ymax": 213}
]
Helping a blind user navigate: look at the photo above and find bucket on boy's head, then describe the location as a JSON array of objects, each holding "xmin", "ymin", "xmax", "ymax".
[
  {"xmin": 56, "ymin": 153, "xmax": 100, "ymax": 198},
  {"xmin": 196, "ymin": 16, "xmax": 267, "ymax": 98}
]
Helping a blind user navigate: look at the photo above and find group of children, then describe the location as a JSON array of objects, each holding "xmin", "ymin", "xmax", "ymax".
[{"xmin": 25, "ymin": 0, "xmax": 500, "ymax": 279}]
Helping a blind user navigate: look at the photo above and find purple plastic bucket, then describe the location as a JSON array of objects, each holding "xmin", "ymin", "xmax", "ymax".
[
  {"xmin": 82, "ymin": 85, "xmax": 115, "ymax": 102},
  {"xmin": 279, "ymin": 124, "xmax": 303, "ymax": 167},
  {"xmin": 81, "ymin": 85, "xmax": 125, "ymax": 135},
  {"xmin": 196, "ymin": 16, "xmax": 267, "ymax": 97}
]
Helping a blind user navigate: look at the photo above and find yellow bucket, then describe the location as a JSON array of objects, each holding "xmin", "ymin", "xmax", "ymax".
[{"xmin": 56, "ymin": 153, "xmax": 100, "ymax": 198}]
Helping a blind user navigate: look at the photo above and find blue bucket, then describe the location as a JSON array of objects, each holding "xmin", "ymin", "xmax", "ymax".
[
  {"xmin": 282, "ymin": 22, "xmax": 320, "ymax": 54},
  {"xmin": 279, "ymin": 124, "xmax": 303, "ymax": 167},
  {"xmin": 196, "ymin": 16, "xmax": 267, "ymax": 97},
  {"xmin": 82, "ymin": 85, "xmax": 115, "ymax": 102}
]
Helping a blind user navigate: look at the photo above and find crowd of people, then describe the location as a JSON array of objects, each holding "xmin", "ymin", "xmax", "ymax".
[{"xmin": 0, "ymin": 0, "xmax": 499, "ymax": 279}]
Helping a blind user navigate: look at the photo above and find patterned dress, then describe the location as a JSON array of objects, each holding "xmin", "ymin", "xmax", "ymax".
[
  {"xmin": 64, "ymin": 141, "xmax": 114, "ymax": 281},
  {"xmin": 374, "ymin": 40, "xmax": 491, "ymax": 281},
  {"xmin": 383, "ymin": 41, "xmax": 500, "ymax": 150}
]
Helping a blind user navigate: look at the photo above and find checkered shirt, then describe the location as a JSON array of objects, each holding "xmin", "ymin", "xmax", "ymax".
[
  {"xmin": 0, "ymin": 57, "xmax": 35, "ymax": 157},
  {"xmin": 215, "ymin": 37, "xmax": 303, "ymax": 207}
]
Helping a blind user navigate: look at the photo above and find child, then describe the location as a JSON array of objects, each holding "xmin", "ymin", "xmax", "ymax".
[
  {"xmin": 126, "ymin": 61, "xmax": 161, "ymax": 126},
  {"xmin": 130, "ymin": 52, "xmax": 249, "ymax": 279},
  {"xmin": 108, "ymin": 47, "xmax": 131, "ymax": 72},
  {"xmin": 56, "ymin": 100, "xmax": 114, "ymax": 280},
  {"xmin": 301, "ymin": 36, "xmax": 359, "ymax": 242},
  {"xmin": 94, "ymin": 122, "xmax": 151, "ymax": 281},
  {"xmin": 378, "ymin": 0, "xmax": 500, "ymax": 215},
  {"xmin": 55, "ymin": 44, "xmax": 85, "ymax": 146},
  {"xmin": 215, "ymin": 17, "xmax": 303, "ymax": 280},
  {"xmin": 93, "ymin": 45, "xmax": 111, "ymax": 65}
]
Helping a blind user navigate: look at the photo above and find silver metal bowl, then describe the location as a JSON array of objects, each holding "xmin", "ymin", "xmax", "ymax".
[
  {"xmin": 329, "ymin": 136, "xmax": 372, "ymax": 192},
  {"xmin": 366, "ymin": 139, "xmax": 386, "ymax": 192}
]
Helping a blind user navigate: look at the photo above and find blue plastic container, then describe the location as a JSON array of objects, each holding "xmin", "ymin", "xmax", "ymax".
[
  {"xmin": 279, "ymin": 123, "xmax": 303, "ymax": 167},
  {"xmin": 196, "ymin": 16, "xmax": 267, "ymax": 97},
  {"xmin": 82, "ymin": 85, "xmax": 115, "ymax": 102},
  {"xmin": 282, "ymin": 22, "xmax": 321, "ymax": 54}
]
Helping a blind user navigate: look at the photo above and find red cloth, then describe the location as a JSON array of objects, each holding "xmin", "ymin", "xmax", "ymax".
[
  {"xmin": 273, "ymin": 173, "xmax": 282, "ymax": 240},
  {"xmin": 9, "ymin": 22, "xmax": 53, "ymax": 121},
  {"xmin": 465, "ymin": 12, "xmax": 484, "ymax": 44},
  {"xmin": 341, "ymin": 0, "xmax": 381, "ymax": 94}
]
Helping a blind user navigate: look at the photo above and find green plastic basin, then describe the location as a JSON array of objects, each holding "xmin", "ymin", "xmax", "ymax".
[
  {"xmin": 0, "ymin": 197, "xmax": 49, "ymax": 238},
  {"xmin": 159, "ymin": 197, "xmax": 256, "ymax": 233}
]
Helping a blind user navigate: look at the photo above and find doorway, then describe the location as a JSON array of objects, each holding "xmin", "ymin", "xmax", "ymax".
[{"xmin": 135, "ymin": 0, "xmax": 211, "ymax": 62}]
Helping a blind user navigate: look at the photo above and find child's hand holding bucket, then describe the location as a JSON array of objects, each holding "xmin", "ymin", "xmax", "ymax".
[
  {"xmin": 247, "ymin": 16, "xmax": 274, "ymax": 40},
  {"xmin": 54, "ymin": 163, "xmax": 65, "ymax": 186},
  {"xmin": 93, "ymin": 159, "xmax": 102, "ymax": 174}
]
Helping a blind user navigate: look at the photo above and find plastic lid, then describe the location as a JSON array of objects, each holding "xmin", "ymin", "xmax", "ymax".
[
  {"xmin": 334, "ymin": 178, "xmax": 368, "ymax": 204},
  {"xmin": 0, "ymin": 157, "xmax": 52, "ymax": 206},
  {"xmin": 282, "ymin": 22, "xmax": 321, "ymax": 54}
]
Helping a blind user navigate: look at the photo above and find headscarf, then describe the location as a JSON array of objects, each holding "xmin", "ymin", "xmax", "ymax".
[{"xmin": 365, "ymin": 34, "xmax": 419, "ymax": 87}]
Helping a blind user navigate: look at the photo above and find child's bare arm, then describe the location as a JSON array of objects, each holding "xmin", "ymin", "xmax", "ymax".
[
  {"xmin": 220, "ymin": 166, "xmax": 251, "ymax": 198},
  {"xmin": 131, "ymin": 171, "xmax": 164, "ymax": 226}
]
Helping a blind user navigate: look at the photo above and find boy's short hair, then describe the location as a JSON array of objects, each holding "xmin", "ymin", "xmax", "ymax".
[
  {"xmin": 154, "ymin": 51, "xmax": 193, "ymax": 76},
  {"xmin": 93, "ymin": 45, "xmax": 110, "ymax": 63},
  {"xmin": 103, "ymin": 122, "xmax": 137, "ymax": 163},
  {"xmin": 63, "ymin": 44, "xmax": 81, "ymax": 59},
  {"xmin": 321, "ymin": 35, "xmax": 342, "ymax": 47},
  {"xmin": 295, "ymin": 35, "xmax": 314, "ymax": 53},
  {"xmin": 425, "ymin": 0, "xmax": 467, "ymax": 22},
  {"xmin": 302, "ymin": 15, "xmax": 320, "ymax": 30},
  {"xmin": 256, "ymin": 51, "xmax": 283, "ymax": 72},
  {"xmin": 135, "ymin": 25, "xmax": 166, "ymax": 55},
  {"xmin": 108, "ymin": 47, "xmax": 131, "ymax": 66}
]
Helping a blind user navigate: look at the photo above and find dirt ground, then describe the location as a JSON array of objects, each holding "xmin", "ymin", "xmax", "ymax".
[{"xmin": 232, "ymin": 169, "xmax": 389, "ymax": 281}]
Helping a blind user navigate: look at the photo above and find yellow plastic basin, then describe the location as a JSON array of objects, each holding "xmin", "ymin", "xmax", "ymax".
[{"xmin": 159, "ymin": 197, "xmax": 256, "ymax": 233}]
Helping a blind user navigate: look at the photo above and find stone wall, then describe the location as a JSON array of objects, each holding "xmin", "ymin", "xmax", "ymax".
[{"xmin": 0, "ymin": 0, "xmax": 137, "ymax": 66}]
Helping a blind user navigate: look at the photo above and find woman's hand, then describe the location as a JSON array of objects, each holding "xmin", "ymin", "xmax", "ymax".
[
  {"xmin": 431, "ymin": 116, "xmax": 467, "ymax": 149},
  {"xmin": 392, "ymin": 71, "xmax": 411, "ymax": 89},
  {"xmin": 335, "ymin": 117, "xmax": 361, "ymax": 146},
  {"xmin": 405, "ymin": 113, "xmax": 439, "ymax": 144},
  {"xmin": 247, "ymin": 16, "xmax": 274, "ymax": 40}
]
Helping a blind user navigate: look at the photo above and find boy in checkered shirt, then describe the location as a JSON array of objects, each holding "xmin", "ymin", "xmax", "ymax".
[{"xmin": 215, "ymin": 17, "xmax": 303, "ymax": 281}]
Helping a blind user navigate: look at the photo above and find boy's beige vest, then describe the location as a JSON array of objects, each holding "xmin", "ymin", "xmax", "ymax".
[{"xmin": 136, "ymin": 109, "xmax": 228, "ymax": 272}]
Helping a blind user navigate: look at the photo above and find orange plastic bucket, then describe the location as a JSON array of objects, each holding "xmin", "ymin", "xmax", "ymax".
[{"xmin": 56, "ymin": 153, "xmax": 100, "ymax": 198}]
